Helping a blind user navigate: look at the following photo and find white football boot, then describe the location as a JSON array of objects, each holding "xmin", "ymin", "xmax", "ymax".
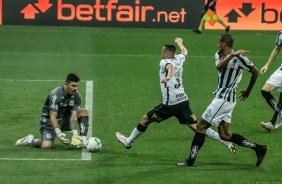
[
  {"xmin": 227, "ymin": 142, "xmax": 236, "ymax": 154},
  {"xmin": 115, "ymin": 132, "xmax": 131, "ymax": 149},
  {"xmin": 274, "ymin": 113, "xmax": 282, "ymax": 130},
  {"xmin": 15, "ymin": 134, "xmax": 34, "ymax": 146},
  {"xmin": 260, "ymin": 122, "xmax": 274, "ymax": 132}
]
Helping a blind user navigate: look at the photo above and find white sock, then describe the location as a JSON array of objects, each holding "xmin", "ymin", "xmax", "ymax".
[
  {"xmin": 127, "ymin": 127, "xmax": 144, "ymax": 144},
  {"xmin": 81, "ymin": 136, "xmax": 87, "ymax": 142},
  {"xmin": 205, "ymin": 128, "xmax": 228, "ymax": 146}
]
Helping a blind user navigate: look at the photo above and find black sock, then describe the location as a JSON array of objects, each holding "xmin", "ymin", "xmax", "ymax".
[
  {"xmin": 78, "ymin": 116, "xmax": 89, "ymax": 136},
  {"xmin": 136, "ymin": 123, "xmax": 147, "ymax": 132},
  {"xmin": 188, "ymin": 132, "xmax": 206, "ymax": 163},
  {"xmin": 230, "ymin": 133, "xmax": 260, "ymax": 151},
  {"xmin": 270, "ymin": 92, "xmax": 282, "ymax": 124},
  {"xmin": 32, "ymin": 139, "xmax": 42, "ymax": 148},
  {"xmin": 261, "ymin": 90, "xmax": 276, "ymax": 110}
]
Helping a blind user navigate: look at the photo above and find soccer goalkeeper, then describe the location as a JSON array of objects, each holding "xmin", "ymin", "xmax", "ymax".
[
  {"xmin": 15, "ymin": 73, "xmax": 89, "ymax": 149},
  {"xmin": 192, "ymin": 0, "xmax": 230, "ymax": 34}
]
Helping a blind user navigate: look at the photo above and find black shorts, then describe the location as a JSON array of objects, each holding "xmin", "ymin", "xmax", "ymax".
[{"xmin": 146, "ymin": 100, "xmax": 197, "ymax": 125}]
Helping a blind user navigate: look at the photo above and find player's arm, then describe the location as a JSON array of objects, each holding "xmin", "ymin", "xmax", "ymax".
[
  {"xmin": 50, "ymin": 111, "xmax": 70, "ymax": 145},
  {"xmin": 260, "ymin": 45, "xmax": 281, "ymax": 74},
  {"xmin": 69, "ymin": 110, "xmax": 83, "ymax": 146},
  {"xmin": 175, "ymin": 37, "xmax": 188, "ymax": 56},
  {"xmin": 239, "ymin": 66, "xmax": 258, "ymax": 101},
  {"xmin": 161, "ymin": 64, "xmax": 174, "ymax": 83},
  {"xmin": 216, "ymin": 50, "xmax": 249, "ymax": 70}
]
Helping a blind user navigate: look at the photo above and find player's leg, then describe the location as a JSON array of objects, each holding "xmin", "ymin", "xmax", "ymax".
[
  {"xmin": 216, "ymin": 16, "xmax": 230, "ymax": 33},
  {"xmin": 115, "ymin": 103, "xmax": 171, "ymax": 149},
  {"xmin": 219, "ymin": 122, "xmax": 269, "ymax": 167},
  {"xmin": 39, "ymin": 129, "xmax": 56, "ymax": 149},
  {"xmin": 261, "ymin": 83, "xmax": 276, "ymax": 111},
  {"xmin": 261, "ymin": 69, "xmax": 282, "ymax": 130},
  {"xmin": 177, "ymin": 118, "xmax": 208, "ymax": 167},
  {"xmin": 77, "ymin": 108, "xmax": 89, "ymax": 142},
  {"xmin": 178, "ymin": 100, "xmax": 236, "ymax": 154}
]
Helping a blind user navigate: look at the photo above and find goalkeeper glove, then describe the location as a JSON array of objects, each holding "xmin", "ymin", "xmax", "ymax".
[
  {"xmin": 55, "ymin": 128, "xmax": 70, "ymax": 145},
  {"xmin": 71, "ymin": 130, "xmax": 83, "ymax": 146}
]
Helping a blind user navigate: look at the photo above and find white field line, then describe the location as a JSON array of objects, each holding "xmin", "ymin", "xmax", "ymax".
[
  {"xmin": 1, "ymin": 80, "xmax": 94, "ymax": 161},
  {"xmin": 82, "ymin": 81, "xmax": 93, "ymax": 160}
]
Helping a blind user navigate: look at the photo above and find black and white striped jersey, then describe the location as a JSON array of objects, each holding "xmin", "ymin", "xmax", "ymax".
[
  {"xmin": 213, "ymin": 51, "xmax": 255, "ymax": 102},
  {"xmin": 276, "ymin": 31, "xmax": 282, "ymax": 46}
]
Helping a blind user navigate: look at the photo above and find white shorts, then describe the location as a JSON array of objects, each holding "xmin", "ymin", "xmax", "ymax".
[
  {"xmin": 266, "ymin": 67, "xmax": 282, "ymax": 91},
  {"xmin": 202, "ymin": 97, "xmax": 236, "ymax": 127}
]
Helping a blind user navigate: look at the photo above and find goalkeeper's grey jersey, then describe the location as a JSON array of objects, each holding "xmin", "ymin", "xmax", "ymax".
[
  {"xmin": 40, "ymin": 86, "xmax": 82, "ymax": 127},
  {"xmin": 159, "ymin": 53, "xmax": 188, "ymax": 105}
]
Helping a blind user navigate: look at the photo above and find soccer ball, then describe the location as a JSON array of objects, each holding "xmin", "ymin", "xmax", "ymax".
[{"xmin": 85, "ymin": 137, "xmax": 102, "ymax": 152}]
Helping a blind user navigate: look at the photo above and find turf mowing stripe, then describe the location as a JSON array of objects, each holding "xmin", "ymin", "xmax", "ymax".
[
  {"xmin": 82, "ymin": 81, "xmax": 93, "ymax": 160},
  {"xmin": 0, "ymin": 52, "xmax": 279, "ymax": 59}
]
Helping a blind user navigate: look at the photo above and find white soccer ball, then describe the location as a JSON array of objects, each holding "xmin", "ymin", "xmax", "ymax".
[{"xmin": 86, "ymin": 137, "xmax": 102, "ymax": 152}]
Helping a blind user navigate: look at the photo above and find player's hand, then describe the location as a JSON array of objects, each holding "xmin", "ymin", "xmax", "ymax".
[
  {"xmin": 71, "ymin": 134, "xmax": 84, "ymax": 146},
  {"xmin": 70, "ymin": 129, "xmax": 84, "ymax": 146},
  {"xmin": 238, "ymin": 89, "xmax": 250, "ymax": 101},
  {"xmin": 175, "ymin": 37, "xmax": 183, "ymax": 45},
  {"xmin": 161, "ymin": 77, "xmax": 170, "ymax": 83},
  {"xmin": 260, "ymin": 65, "xmax": 268, "ymax": 74},
  {"xmin": 55, "ymin": 128, "xmax": 70, "ymax": 145},
  {"xmin": 232, "ymin": 50, "xmax": 249, "ymax": 57}
]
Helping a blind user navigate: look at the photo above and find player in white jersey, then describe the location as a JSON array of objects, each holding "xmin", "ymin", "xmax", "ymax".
[
  {"xmin": 177, "ymin": 33, "xmax": 268, "ymax": 167},
  {"xmin": 15, "ymin": 73, "xmax": 89, "ymax": 149},
  {"xmin": 116, "ymin": 37, "xmax": 236, "ymax": 156},
  {"xmin": 260, "ymin": 31, "xmax": 282, "ymax": 131}
]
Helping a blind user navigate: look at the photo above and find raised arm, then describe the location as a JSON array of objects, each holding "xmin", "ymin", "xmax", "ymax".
[
  {"xmin": 175, "ymin": 37, "xmax": 188, "ymax": 56},
  {"xmin": 260, "ymin": 45, "xmax": 281, "ymax": 74}
]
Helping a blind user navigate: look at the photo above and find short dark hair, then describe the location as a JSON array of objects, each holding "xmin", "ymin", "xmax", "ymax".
[
  {"xmin": 163, "ymin": 44, "xmax": 176, "ymax": 57},
  {"xmin": 219, "ymin": 33, "xmax": 234, "ymax": 48},
  {"xmin": 66, "ymin": 73, "xmax": 80, "ymax": 83}
]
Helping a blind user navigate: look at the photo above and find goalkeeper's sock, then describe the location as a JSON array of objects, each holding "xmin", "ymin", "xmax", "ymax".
[
  {"xmin": 230, "ymin": 133, "xmax": 260, "ymax": 151},
  {"xmin": 78, "ymin": 116, "xmax": 89, "ymax": 136},
  {"xmin": 127, "ymin": 123, "xmax": 147, "ymax": 144},
  {"xmin": 32, "ymin": 139, "xmax": 42, "ymax": 148}
]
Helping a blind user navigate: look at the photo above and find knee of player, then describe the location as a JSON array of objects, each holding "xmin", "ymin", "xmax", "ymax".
[
  {"xmin": 219, "ymin": 132, "xmax": 231, "ymax": 141},
  {"xmin": 79, "ymin": 108, "xmax": 89, "ymax": 116},
  {"xmin": 41, "ymin": 141, "xmax": 53, "ymax": 149}
]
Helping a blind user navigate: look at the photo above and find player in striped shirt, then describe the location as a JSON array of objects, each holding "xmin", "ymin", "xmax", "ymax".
[
  {"xmin": 260, "ymin": 31, "xmax": 282, "ymax": 131},
  {"xmin": 177, "ymin": 33, "xmax": 268, "ymax": 167}
]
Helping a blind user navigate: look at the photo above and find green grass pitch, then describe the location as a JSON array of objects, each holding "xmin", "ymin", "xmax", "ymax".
[{"xmin": 0, "ymin": 25, "xmax": 282, "ymax": 184}]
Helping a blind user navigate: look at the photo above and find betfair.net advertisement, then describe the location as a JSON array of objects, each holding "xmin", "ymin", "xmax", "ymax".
[
  {"xmin": 205, "ymin": 0, "xmax": 281, "ymax": 30},
  {"xmin": 0, "ymin": 0, "xmax": 281, "ymax": 30},
  {"xmin": 0, "ymin": 0, "xmax": 202, "ymax": 28}
]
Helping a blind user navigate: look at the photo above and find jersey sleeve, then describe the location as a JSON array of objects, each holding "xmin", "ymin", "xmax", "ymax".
[
  {"xmin": 237, "ymin": 55, "xmax": 255, "ymax": 71},
  {"xmin": 49, "ymin": 93, "xmax": 61, "ymax": 112},
  {"xmin": 174, "ymin": 54, "xmax": 185, "ymax": 63},
  {"xmin": 276, "ymin": 31, "xmax": 282, "ymax": 46},
  {"xmin": 72, "ymin": 93, "xmax": 82, "ymax": 111}
]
